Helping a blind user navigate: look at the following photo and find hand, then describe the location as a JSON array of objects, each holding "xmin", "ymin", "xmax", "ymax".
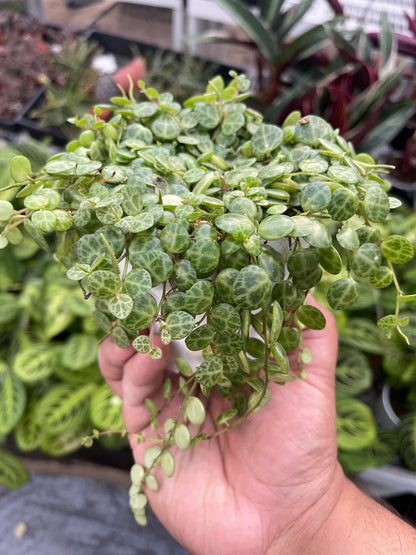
[{"xmin": 98, "ymin": 297, "xmax": 348, "ymax": 554}]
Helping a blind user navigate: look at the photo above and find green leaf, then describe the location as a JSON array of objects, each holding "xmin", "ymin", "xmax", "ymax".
[
  {"xmin": 174, "ymin": 423, "xmax": 191, "ymax": 450},
  {"xmin": 381, "ymin": 235, "xmax": 414, "ymax": 264},
  {"xmin": 123, "ymin": 268, "xmax": 153, "ymax": 298},
  {"xmin": 0, "ymin": 200, "xmax": 14, "ymax": 220},
  {"xmin": 185, "ymin": 324, "xmax": 215, "ymax": 351},
  {"xmin": 258, "ymin": 214, "xmax": 294, "ymax": 240},
  {"xmin": 35, "ymin": 382, "xmax": 95, "ymax": 434},
  {"xmin": 160, "ymin": 223, "xmax": 191, "ymax": 254},
  {"xmin": 185, "ymin": 280, "xmax": 214, "ymax": 315},
  {"xmin": 185, "ymin": 396, "xmax": 206, "ymax": 426},
  {"xmin": 363, "ymin": 186, "xmax": 390, "ymax": 223},
  {"xmin": 297, "ymin": 305, "xmax": 326, "ymax": 330},
  {"xmin": 10, "ymin": 155, "xmax": 31, "ymax": 182},
  {"xmin": 0, "ymin": 374, "xmax": 26, "ymax": 434},
  {"xmin": 194, "ymin": 103, "xmax": 221, "ymax": 129},
  {"xmin": 300, "ymin": 181, "xmax": 331, "ymax": 213},
  {"xmin": 90, "ymin": 382, "xmax": 123, "ymax": 430},
  {"xmin": 160, "ymin": 451, "xmax": 175, "ymax": 477},
  {"xmin": 327, "ymin": 188, "xmax": 360, "ymax": 221},
  {"xmin": 351, "ymin": 243, "xmax": 381, "ymax": 278},
  {"xmin": 108, "ymin": 294, "xmax": 134, "ymax": 319},
  {"xmin": 61, "ymin": 334, "xmax": 99, "ymax": 370},
  {"xmin": 165, "ymin": 310, "xmax": 195, "ymax": 340},
  {"xmin": 336, "ymin": 398, "xmax": 377, "ymax": 451},
  {"xmin": 195, "ymin": 355, "xmax": 223, "ymax": 388},
  {"xmin": 250, "ymin": 124, "xmax": 283, "ymax": 159},
  {"xmin": 233, "ymin": 265, "xmax": 272, "ymax": 309},
  {"xmin": 215, "ymin": 0, "xmax": 276, "ymax": 62},
  {"xmin": 13, "ymin": 344, "xmax": 60, "ymax": 383},
  {"xmin": 327, "ymin": 278, "xmax": 360, "ymax": 310},
  {"xmin": 0, "ymin": 449, "xmax": 29, "ymax": 489}
]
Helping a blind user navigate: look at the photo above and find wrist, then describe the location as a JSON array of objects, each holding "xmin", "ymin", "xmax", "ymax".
[{"xmin": 267, "ymin": 464, "xmax": 416, "ymax": 554}]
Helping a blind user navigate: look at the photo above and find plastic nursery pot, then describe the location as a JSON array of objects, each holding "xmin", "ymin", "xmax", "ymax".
[
  {"xmin": 97, "ymin": 58, "xmax": 146, "ymax": 121},
  {"xmin": 375, "ymin": 384, "xmax": 402, "ymax": 431}
]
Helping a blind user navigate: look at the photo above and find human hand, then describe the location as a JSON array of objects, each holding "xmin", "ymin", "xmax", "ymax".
[{"xmin": 98, "ymin": 298, "xmax": 346, "ymax": 554}]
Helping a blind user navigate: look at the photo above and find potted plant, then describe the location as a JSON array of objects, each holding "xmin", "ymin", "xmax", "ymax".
[{"xmin": 0, "ymin": 72, "xmax": 414, "ymax": 524}]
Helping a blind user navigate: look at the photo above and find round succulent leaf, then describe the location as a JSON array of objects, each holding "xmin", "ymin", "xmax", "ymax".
[
  {"xmin": 131, "ymin": 249, "xmax": 173, "ymax": 285},
  {"xmin": 123, "ymin": 268, "xmax": 153, "ymax": 298},
  {"xmin": 327, "ymin": 165, "xmax": 360, "ymax": 185},
  {"xmin": 214, "ymin": 332, "xmax": 244, "ymax": 355},
  {"xmin": 108, "ymin": 293, "xmax": 134, "ymax": 319},
  {"xmin": 215, "ymin": 213, "xmax": 255, "ymax": 237},
  {"xmin": 381, "ymin": 235, "xmax": 414, "ymax": 264},
  {"xmin": 327, "ymin": 278, "xmax": 360, "ymax": 310},
  {"xmin": 62, "ymin": 334, "xmax": 99, "ymax": 370},
  {"xmin": 170, "ymin": 260, "xmax": 196, "ymax": 292},
  {"xmin": 351, "ymin": 242, "xmax": 382, "ymax": 278},
  {"xmin": 278, "ymin": 327, "xmax": 300, "ymax": 351},
  {"xmin": 258, "ymin": 215, "xmax": 294, "ymax": 241},
  {"xmin": 298, "ymin": 159, "xmax": 328, "ymax": 174},
  {"xmin": 132, "ymin": 335, "xmax": 151, "ymax": 353},
  {"xmin": 165, "ymin": 310, "xmax": 195, "ymax": 339},
  {"xmin": 292, "ymin": 266, "xmax": 323, "ymax": 290},
  {"xmin": 160, "ymin": 223, "xmax": 191, "ymax": 254},
  {"xmin": 250, "ymin": 124, "xmax": 283, "ymax": 159},
  {"xmin": 195, "ymin": 355, "xmax": 223, "ymax": 388},
  {"xmin": 0, "ymin": 448, "xmax": 29, "ymax": 490},
  {"xmin": 301, "ymin": 182, "xmax": 331, "ymax": 213},
  {"xmin": 287, "ymin": 248, "xmax": 320, "ymax": 278},
  {"xmin": 162, "ymin": 291, "xmax": 186, "ymax": 317},
  {"xmin": 288, "ymin": 215, "xmax": 316, "ymax": 238},
  {"xmin": 363, "ymin": 187, "xmax": 390, "ymax": 223},
  {"xmin": 76, "ymin": 233, "xmax": 109, "ymax": 266},
  {"xmin": 185, "ymin": 324, "xmax": 215, "ymax": 351},
  {"xmin": 294, "ymin": 115, "xmax": 332, "ymax": 147},
  {"xmin": 174, "ymin": 423, "xmax": 191, "ymax": 450},
  {"xmin": 297, "ymin": 305, "xmax": 326, "ymax": 330},
  {"xmin": 233, "ymin": 265, "xmax": 272, "ymax": 309},
  {"xmin": 184, "ymin": 280, "xmax": 214, "ymax": 315},
  {"xmin": 327, "ymin": 187, "xmax": 360, "ymax": 221},
  {"xmin": 117, "ymin": 212, "xmax": 154, "ymax": 234},
  {"xmin": 337, "ymin": 226, "xmax": 360, "ymax": 251},
  {"xmin": 356, "ymin": 226, "xmax": 381, "ymax": 245},
  {"xmin": 0, "ymin": 199, "xmax": 13, "ymax": 220},
  {"xmin": 222, "ymin": 110, "xmax": 245, "ymax": 135},
  {"xmin": 229, "ymin": 197, "xmax": 257, "ymax": 219},
  {"xmin": 121, "ymin": 293, "xmax": 158, "ymax": 330},
  {"xmin": 188, "ymin": 239, "xmax": 220, "ymax": 277},
  {"xmin": 31, "ymin": 210, "xmax": 57, "ymax": 232},
  {"xmin": 93, "ymin": 310, "xmax": 112, "ymax": 332},
  {"xmin": 214, "ymin": 268, "xmax": 239, "ymax": 304},
  {"xmin": 160, "ymin": 451, "xmax": 175, "ymax": 478},
  {"xmin": 96, "ymin": 204, "xmax": 123, "ymax": 225},
  {"xmin": 85, "ymin": 270, "xmax": 121, "ymax": 298},
  {"xmin": 150, "ymin": 113, "xmax": 181, "ymax": 140},
  {"xmin": 369, "ymin": 266, "xmax": 394, "ymax": 288},
  {"xmin": 185, "ymin": 396, "xmax": 206, "ymax": 426},
  {"xmin": 129, "ymin": 234, "xmax": 161, "ymax": 257},
  {"xmin": 303, "ymin": 220, "xmax": 331, "ymax": 248},
  {"xmin": 134, "ymin": 101, "xmax": 159, "ymax": 118},
  {"xmin": 120, "ymin": 184, "xmax": 143, "ymax": 216},
  {"xmin": 210, "ymin": 303, "xmax": 241, "ymax": 334},
  {"xmin": 194, "ymin": 103, "xmax": 221, "ymax": 129},
  {"xmin": 317, "ymin": 246, "xmax": 342, "ymax": 275}
]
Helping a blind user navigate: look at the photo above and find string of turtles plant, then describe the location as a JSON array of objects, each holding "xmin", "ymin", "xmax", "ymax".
[{"xmin": 0, "ymin": 72, "xmax": 415, "ymax": 525}]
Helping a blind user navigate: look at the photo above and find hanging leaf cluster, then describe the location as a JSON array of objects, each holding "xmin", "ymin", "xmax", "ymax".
[{"xmin": 1, "ymin": 72, "xmax": 415, "ymax": 519}]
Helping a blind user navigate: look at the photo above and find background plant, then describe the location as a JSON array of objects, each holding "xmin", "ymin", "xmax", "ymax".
[{"xmin": 0, "ymin": 72, "xmax": 414, "ymax": 523}]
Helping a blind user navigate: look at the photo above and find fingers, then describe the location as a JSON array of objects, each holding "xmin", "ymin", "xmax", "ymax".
[
  {"xmin": 98, "ymin": 337, "xmax": 137, "ymax": 398},
  {"xmin": 98, "ymin": 334, "xmax": 172, "ymax": 433}
]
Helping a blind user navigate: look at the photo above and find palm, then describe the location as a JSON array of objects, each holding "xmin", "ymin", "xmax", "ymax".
[{"xmin": 99, "ymin": 302, "xmax": 341, "ymax": 555}]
